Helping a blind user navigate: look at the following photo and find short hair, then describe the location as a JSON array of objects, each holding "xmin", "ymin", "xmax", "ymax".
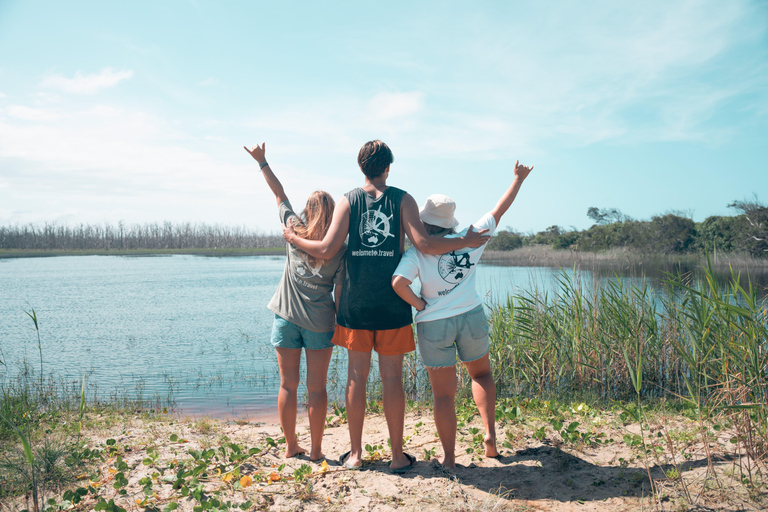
[{"xmin": 357, "ymin": 140, "xmax": 394, "ymax": 179}]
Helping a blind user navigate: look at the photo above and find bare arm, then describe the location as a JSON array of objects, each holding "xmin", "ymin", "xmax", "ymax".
[
  {"xmin": 283, "ymin": 196, "xmax": 350, "ymax": 259},
  {"xmin": 392, "ymin": 275, "xmax": 426, "ymax": 312},
  {"xmin": 243, "ymin": 142, "xmax": 288, "ymax": 206},
  {"xmin": 401, "ymin": 194, "xmax": 490, "ymax": 255},
  {"xmin": 490, "ymin": 160, "xmax": 534, "ymax": 225}
]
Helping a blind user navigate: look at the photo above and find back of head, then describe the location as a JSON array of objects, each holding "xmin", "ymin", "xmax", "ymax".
[
  {"xmin": 357, "ymin": 140, "xmax": 394, "ymax": 179},
  {"xmin": 294, "ymin": 191, "xmax": 335, "ymax": 267}
]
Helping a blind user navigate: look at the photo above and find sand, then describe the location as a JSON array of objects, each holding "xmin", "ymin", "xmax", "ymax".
[{"xmin": 22, "ymin": 406, "xmax": 764, "ymax": 512}]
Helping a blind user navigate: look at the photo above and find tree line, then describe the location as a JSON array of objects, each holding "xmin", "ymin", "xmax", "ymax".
[
  {"xmin": 488, "ymin": 196, "xmax": 768, "ymax": 257},
  {"xmin": 0, "ymin": 221, "xmax": 284, "ymax": 251}
]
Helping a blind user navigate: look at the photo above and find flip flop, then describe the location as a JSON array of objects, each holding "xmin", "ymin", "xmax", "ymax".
[
  {"xmin": 390, "ymin": 452, "xmax": 416, "ymax": 474},
  {"xmin": 338, "ymin": 451, "xmax": 364, "ymax": 470}
]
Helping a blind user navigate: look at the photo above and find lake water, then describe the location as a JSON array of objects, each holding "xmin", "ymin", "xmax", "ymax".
[{"xmin": 0, "ymin": 254, "xmax": 693, "ymax": 419}]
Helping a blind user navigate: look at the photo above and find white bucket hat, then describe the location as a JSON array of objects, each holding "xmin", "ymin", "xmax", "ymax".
[{"xmin": 419, "ymin": 194, "xmax": 459, "ymax": 229}]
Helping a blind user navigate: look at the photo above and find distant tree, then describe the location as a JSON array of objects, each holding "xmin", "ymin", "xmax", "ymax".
[
  {"xmin": 650, "ymin": 214, "xmax": 696, "ymax": 253},
  {"xmin": 531, "ymin": 225, "xmax": 562, "ymax": 245},
  {"xmin": 553, "ymin": 231, "xmax": 580, "ymax": 249},
  {"xmin": 694, "ymin": 215, "xmax": 743, "ymax": 253},
  {"xmin": 487, "ymin": 230, "xmax": 524, "ymax": 251},
  {"xmin": 728, "ymin": 195, "xmax": 768, "ymax": 256},
  {"xmin": 587, "ymin": 207, "xmax": 632, "ymax": 225}
]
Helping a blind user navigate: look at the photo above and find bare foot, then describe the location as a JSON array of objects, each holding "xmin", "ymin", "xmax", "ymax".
[
  {"xmin": 284, "ymin": 444, "xmax": 307, "ymax": 458},
  {"xmin": 340, "ymin": 450, "xmax": 363, "ymax": 469},
  {"xmin": 309, "ymin": 450, "xmax": 325, "ymax": 462},
  {"xmin": 484, "ymin": 435, "xmax": 499, "ymax": 458},
  {"xmin": 437, "ymin": 454, "xmax": 455, "ymax": 468}
]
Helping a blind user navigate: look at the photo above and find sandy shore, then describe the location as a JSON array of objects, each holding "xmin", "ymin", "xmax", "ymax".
[{"xmin": 12, "ymin": 405, "xmax": 763, "ymax": 512}]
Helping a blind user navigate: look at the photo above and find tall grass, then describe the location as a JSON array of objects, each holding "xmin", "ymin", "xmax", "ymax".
[
  {"xmin": 483, "ymin": 259, "xmax": 768, "ymax": 483},
  {"xmin": 486, "ymin": 262, "xmax": 767, "ymax": 405}
]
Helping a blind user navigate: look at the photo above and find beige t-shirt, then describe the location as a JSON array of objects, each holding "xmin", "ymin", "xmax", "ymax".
[{"xmin": 267, "ymin": 201, "xmax": 346, "ymax": 333}]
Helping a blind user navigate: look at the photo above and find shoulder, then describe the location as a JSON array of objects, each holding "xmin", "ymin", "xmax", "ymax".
[
  {"xmin": 344, "ymin": 188, "xmax": 364, "ymax": 200},
  {"xmin": 474, "ymin": 211, "xmax": 497, "ymax": 233},
  {"xmin": 279, "ymin": 200, "xmax": 300, "ymax": 226},
  {"xmin": 388, "ymin": 187, "xmax": 408, "ymax": 200}
]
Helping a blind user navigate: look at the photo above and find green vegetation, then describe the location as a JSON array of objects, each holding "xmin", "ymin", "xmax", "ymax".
[
  {"xmin": 470, "ymin": 258, "xmax": 767, "ymax": 505},
  {"xmin": 488, "ymin": 196, "xmax": 768, "ymax": 257}
]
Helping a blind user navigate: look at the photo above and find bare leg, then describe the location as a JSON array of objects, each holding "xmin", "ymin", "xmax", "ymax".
[
  {"xmin": 464, "ymin": 353, "xmax": 498, "ymax": 457},
  {"xmin": 426, "ymin": 365, "xmax": 457, "ymax": 468},
  {"xmin": 343, "ymin": 350, "xmax": 371, "ymax": 468},
  {"xmin": 276, "ymin": 347, "xmax": 306, "ymax": 458},
  {"xmin": 379, "ymin": 353, "xmax": 410, "ymax": 470},
  {"xmin": 305, "ymin": 347, "xmax": 334, "ymax": 461}
]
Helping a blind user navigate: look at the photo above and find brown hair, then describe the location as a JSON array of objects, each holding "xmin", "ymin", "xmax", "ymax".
[
  {"xmin": 424, "ymin": 222, "xmax": 455, "ymax": 237},
  {"xmin": 357, "ymin": 140, "xmax": 394, "ymax": 179},
  {"xmin": 292, "ymin": 191, "xmax": 335, "ymax": 267}
]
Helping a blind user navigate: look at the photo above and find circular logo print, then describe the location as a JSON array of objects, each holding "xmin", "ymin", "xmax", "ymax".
[
  {"xmin": 360, "ymin": 208, "xmax": 394, "ymax": 248},
  {"xmin": 437, "ymin": 251, "xmax": 474, "ymax": 284}
]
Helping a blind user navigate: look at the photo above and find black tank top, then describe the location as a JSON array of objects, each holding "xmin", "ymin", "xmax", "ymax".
[{"xmin": 337, "ymin": 187, "xmax": 413, "ymax": 330}]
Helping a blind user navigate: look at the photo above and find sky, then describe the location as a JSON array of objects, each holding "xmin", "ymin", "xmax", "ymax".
[{"xmin": 1, "ymin": 0, "xmax": 767, "ymax": 235}]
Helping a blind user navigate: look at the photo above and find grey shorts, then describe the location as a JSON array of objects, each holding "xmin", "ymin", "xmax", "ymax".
[{"xmin": 416, "ymin": 305, "xmax": 489, "ymax": 368}]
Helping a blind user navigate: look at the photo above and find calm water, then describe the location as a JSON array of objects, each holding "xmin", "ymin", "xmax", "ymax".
[{"xmin": 0, "ymin": 255, "xmax": 658, "ymax": 419}]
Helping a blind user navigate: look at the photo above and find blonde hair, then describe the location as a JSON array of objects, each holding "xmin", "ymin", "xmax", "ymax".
[{"xmin": 292, "ymin": 191, "xmax": 335, "ymax": 267}]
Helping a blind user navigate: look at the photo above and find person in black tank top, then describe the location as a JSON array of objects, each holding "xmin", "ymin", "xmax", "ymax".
[{"xmin": 283, "ymin": 140, "xmax": 491, "ymax": 472}]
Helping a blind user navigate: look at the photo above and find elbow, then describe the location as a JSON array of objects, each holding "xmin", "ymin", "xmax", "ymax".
[{"xmin": 412, "ymin": 238, "xmax": 435, "ymax": 255}]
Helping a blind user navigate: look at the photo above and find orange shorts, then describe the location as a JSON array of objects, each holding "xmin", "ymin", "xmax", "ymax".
[{"xmin": 331, "ymin": 324, "xmax": 415, "ymax": 355}]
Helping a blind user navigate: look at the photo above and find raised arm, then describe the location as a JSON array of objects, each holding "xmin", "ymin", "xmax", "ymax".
[
  {"xmin": 283, "ymin": 196, "xmax": 350, "ymax": 259},
  {"xmin": 244, "ymin": 142, "xmax": 288, "ymax": 206},
  {"xmin": 401, "ymin": 193, "xmax": 490, "ymax": 255},
  {"xmin": 490, "ymin": 160, "xmax": 534, "ymax": 225}
]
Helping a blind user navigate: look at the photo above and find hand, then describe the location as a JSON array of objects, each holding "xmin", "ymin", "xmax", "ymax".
[
  {"xmin": 464, "ymin": 225, "xmax": 491, "ymax": 248},
  {"xmin": 244, "ymin": 142, "xmax": 267, "ymax": 166},
  {"xmin": 514, "ymin": 160, "xmax": 534, "ymax": 181},
  {"xmin": 416, "ymin": 297, "xmax": 427, "ymax": 312},
  {"xmin": 282, "ymin": 218, "xmax": 296, "ymax": 243}
]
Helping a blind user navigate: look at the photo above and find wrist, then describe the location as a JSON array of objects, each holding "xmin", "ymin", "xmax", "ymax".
[{"xmin": 259, "ymin": 161, "xmax": 269, "ymax": 169}]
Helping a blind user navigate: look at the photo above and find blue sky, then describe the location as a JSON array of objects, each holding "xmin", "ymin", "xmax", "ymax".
[{"xmin": 1, "ymin": 0, "xmax": 766, "ymax": 234}]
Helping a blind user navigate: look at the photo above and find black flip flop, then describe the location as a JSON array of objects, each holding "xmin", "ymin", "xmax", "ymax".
[{"xmin": 391, "ymin": 452, "xmax": 416, "ymax": 474}]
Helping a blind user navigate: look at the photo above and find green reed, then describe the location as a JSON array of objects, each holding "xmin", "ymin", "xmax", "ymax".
[{"xmin": 486, "ymin": 262, "xmax": 768, "ymax": 411}]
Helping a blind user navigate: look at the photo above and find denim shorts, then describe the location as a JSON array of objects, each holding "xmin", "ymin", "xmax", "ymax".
[
  {"xmin": 271, "ymin": 315, "xmax": 335, "ymax": 350},
  {"xmin": 416, "ymin": 305, "xmax": 489, "ymax": 367}
]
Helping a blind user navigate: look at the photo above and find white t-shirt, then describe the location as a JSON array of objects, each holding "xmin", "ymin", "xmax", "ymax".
[{"xmin": 394, "ymin": 212, "xmax": 497, "ymax": 323}]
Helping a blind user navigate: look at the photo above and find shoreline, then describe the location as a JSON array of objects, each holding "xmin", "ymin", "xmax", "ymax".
[
  {"xmin": 0, "ymin": 247, "xmax": 287, "ymax": 258},
  {"xmin": 3, "ymin": 245, "xmax": 766, "ymax": 268}
]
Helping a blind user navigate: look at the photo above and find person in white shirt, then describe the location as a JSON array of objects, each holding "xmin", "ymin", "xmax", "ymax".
[{"xmin": 391, "ymin": 160, "xmax": 534, "ymax": 468}]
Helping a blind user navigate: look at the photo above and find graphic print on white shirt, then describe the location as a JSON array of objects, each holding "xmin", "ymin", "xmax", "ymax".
[
  {"xmin": 438, "ymin": 251, "xmax": 475, "ymax": 284},
  {"xmin": 392, "ymin": 211, "xmax": 497, "ymax": 323},
  {"xmin": 360, "ymin": 205, "xmax": 395, "ymax": 248}
]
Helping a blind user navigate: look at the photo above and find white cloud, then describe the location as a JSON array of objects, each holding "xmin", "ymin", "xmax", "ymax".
[
  {"xmin": 41, "ymin": 68, "xmax": 133, "ymax": 95},
  {"xmin": 6, "ymin": 105, "xmax": 60, "ymax": 121},
  {"xmin": 367, "ymin": 91, "xmax": 425, "ymax": 120}
]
